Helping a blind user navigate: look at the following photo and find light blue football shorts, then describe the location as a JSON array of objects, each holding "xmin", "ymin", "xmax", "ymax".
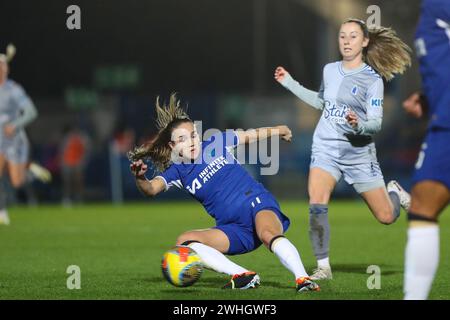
[
  {"xmin": 0, "ymin": 132, "xmax": 30, "ymax": 164},
  {"xmin": 310, "ymin": 153, "xmax": 385, "ymax": 194}
]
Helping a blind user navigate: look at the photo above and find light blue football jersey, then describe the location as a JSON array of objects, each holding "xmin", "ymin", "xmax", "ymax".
[
  {"xmin": 0, "ymin": 79, "xmax": 36, "ymax": 143},
  {"xmin": 0, "ymin": 79, "xmax": 38, "ymax": 163},
  {"xmin": 313, "ymin": 61, "xmax": 384, "ymax": 164}
]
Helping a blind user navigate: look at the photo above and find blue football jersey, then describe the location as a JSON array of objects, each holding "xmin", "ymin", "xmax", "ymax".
[
  {"xmin": 157, "ymin": 131, "xmax": 268, "ymax": 225},
  {"xmin": 415, "ymin": 0, "xmax": 450, "ymax": 129}
]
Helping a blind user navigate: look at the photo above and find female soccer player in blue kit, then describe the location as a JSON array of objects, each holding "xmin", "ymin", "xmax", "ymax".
[
  {"xmin": 128, "ymin": 94, "xmax": 320, "ymax": 292},
  {"xmin": 275, "ymin": 19, "xmax": 412, "ymax": 280},
  {"xmin": 402, "ymin": 0, "xmax": 450, "ymax": 300}
]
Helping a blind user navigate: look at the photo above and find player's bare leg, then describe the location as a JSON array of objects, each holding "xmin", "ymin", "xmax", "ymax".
[
  {"xmin": 255, "ymin": 210, "xmax": 319, "ymax": 292},
  {"xmin": 308, "ymin": 168, "xmax": 336, "ymax": 280},
  {"xmin": 176, "ymin": 228, "xmax": 231, "ymax": 253},
  {"xmin": 7, "ymin": 161, "xmax": 27, "ymax": 189},
  {"xmin": 404, "ymin": 180, "xmax": 449, "ymax": 300},
  {"xmin": 176, "ymin": 228, "xmax": 258, "ymax": 289},
  {"xmin": 361, "ymin": 186, "xmax": 403, "ymax": 225},
  {"xmin": 0, "ymin": 154, "xmax": 9, "ymax": 225},
  {"xmin": 0, "ymin": 154, "xmax": 6, "ymax": 177},
  {"xmin": 0, "ymin": 161, "xmax": 27, "ymax": 225}
]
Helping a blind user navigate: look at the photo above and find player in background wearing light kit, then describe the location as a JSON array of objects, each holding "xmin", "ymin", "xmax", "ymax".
[
  {"xmin": 128, "ymin": 94, "xmax": 320, "ymax": 292},
  {"xmin": 275, "ymin": 19, "xmax": 412, "ymax": 280},
  {"xmin": 0, "ymin": 44, "xmax": 50, "ymax": 225},
  {"xmin": 402, "ymin": 0, "xmax": 450, "ymax": 300}
]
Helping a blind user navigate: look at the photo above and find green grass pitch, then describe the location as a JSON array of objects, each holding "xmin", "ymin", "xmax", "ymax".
[{"xmin": 0, "ymin": 201, "xmax": 449, "ymax": 300}]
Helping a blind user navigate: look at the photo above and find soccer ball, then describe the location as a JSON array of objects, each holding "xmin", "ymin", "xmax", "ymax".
[{"xmin": 161, "ymin": 246, "xmax": 203, "ymax": 287}]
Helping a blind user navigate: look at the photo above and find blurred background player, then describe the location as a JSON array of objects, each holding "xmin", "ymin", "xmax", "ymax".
[
  {"xmin": 402, "ymin": 0, "xmax": 450, "ymax": 300},
  {"xmin": 59, "ymin": 124, "xmax": 91, "ymax": 207},
  {"xmin": 128, "ymin": 95, "xmax": 320, "ymax": 292},
  {"xmin": 274, "ymin": 19, "xmax": 412, "ymax": 280},
  {"xmin": 0, "ymin": 44, "xmax": 50, "ymax": 225}
]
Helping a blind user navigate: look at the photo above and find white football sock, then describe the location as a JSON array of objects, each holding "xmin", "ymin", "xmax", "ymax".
[
  {"xmin": 189, "ymin": 242, "xmax": 248, "ymax": 276},
  {"xmin": 0, "ymin": 209, "xmax": 10, "ymax": 225},
  {"xmin": 271, "ymin": 237, "xmax": 308, "ymax": 279},
  {"xmin": 0, "ymin": 209, "xmax": 9, "ymax": 218},
  {"xmin": 317, "ymin": 257, "xmax": 330, "ymax": 269},
  {"xmin": 404, "ymin": 225, "xmax": 439, "ymax": 300}
]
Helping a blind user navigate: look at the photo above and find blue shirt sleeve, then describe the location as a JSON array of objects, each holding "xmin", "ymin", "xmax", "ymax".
[
  {"xmin": 156, "ymin": 164, "xmax": 182, "ymax": 191},
  {"xmin": 428, "ymin": 0, "xmax": 450, "ymax": 23}
]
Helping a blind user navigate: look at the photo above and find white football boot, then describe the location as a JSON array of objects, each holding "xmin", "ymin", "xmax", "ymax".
[
  {"xmin": 309, "ymin": 266, "xmax": 333, "ymax": 281},
  {"xmin": 29, "ymin": 162, "xmax": 52, "ymax": 183},
  {"xmin": 387, "ymin": 180, "xmax": 411, "ymax": 211}
]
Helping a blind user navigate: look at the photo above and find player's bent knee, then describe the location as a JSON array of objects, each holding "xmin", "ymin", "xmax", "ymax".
[
  {"xmin": 308, "ymin": 191, "xmax": 330, "ymax": 205},
  {"xmin": 176, "ymin": 232, "xmax": 203, "ymax": 246},
  {"xmin": 259, "ymin": 229, "xmax": 282, "ymax": 247},
  {"xmin": 180, "ymin": 240, "xmax": 202, "ymax": 247},
  {"xmin": 378, "ymin": 218, "xmax": 394, "ymax": 225},
  {"xmin": 376, "ymin": 210, "xmax": 395, "ymax": 225}
]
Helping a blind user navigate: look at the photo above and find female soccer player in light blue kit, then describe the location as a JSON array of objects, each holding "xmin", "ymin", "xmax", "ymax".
[
  {"xmin": 275, "ymin": 19, "xmax": 412, "ymax": 280},
  {"xmin": 0, "ymin": 44, "xmax": 38, "ymax": 225},
  {"xmin": 128, "ymin": 94, "xmax": 319, "ymax": 292}
]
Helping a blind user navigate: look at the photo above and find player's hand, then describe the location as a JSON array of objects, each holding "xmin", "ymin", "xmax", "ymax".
[
  {"xmin": 3, "ymin": 124, "xmax": 16, "ymax": 137},
  {"xmin": 345, "ymin": 110, "xmax": 359, "ymax": 129},
  {"xmin": 403, "ymin": 92, "xmax": 423, "ymax": 118},
  {"xmin": 274, "ymin": 66, "xmax": 290, "ymax": 83},
  {"xmin": 130, "ymin": 159, "xmax": 148, "ymax": 178},
  {"xmin": 277, "ymin": 125, "xmax": 292, "ymax": 142}
]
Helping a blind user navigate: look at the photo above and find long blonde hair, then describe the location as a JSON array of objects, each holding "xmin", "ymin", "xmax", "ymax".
[
  {"xmin": 127, "ymin": 94, "xmax": 191, "ymax": 172},
  {"xmin": 0, "ymin": 44, "xmax": 16, "ymax": 63},
  {"xmin": 343, "ymin": 18, "xmax": 411, "ymax": 81}
]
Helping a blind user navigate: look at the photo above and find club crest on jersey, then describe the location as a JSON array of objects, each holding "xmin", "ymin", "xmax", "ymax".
[{"xmin": 351, "ymin": 86, "xmax": 358, "ymax": 95}]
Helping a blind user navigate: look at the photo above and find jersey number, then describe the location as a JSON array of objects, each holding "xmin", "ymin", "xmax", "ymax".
[
  {"xmin": 251, "ymin": 197, "xmax": 262, "ymax": 208},
  {"xmin": 436, "ymin": 19, "xmax": 450, "ymax": 44},
  {"xmin": 415, "ymin": 143, "xmax": 427, "ymax": 170}
]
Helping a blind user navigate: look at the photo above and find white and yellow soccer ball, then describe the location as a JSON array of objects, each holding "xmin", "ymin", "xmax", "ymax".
[{"xmin": 161, "ymin": 246, "xmax": 203, "ymax": 287}]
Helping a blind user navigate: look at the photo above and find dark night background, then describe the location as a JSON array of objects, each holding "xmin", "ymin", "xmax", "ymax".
[
  {"xmin": 0, "ymin": 0, "xmax": 426, "ymax": 203},
  {"xmin": 1, "ymin": 0, "xmax": 324, "ymax": 96}
]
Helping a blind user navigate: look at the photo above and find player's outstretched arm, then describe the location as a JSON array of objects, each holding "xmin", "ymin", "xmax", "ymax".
[
  {"xmin": 236, "ymin": 125, "xmax": 292, "ymax": 145},
  {"xmin": 130, "ymin": 159, "xmax": 165, "ymax": 197},
  {"xmin": 274, "ymin": 66, "xmax": 324, "ymax": 110}
]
